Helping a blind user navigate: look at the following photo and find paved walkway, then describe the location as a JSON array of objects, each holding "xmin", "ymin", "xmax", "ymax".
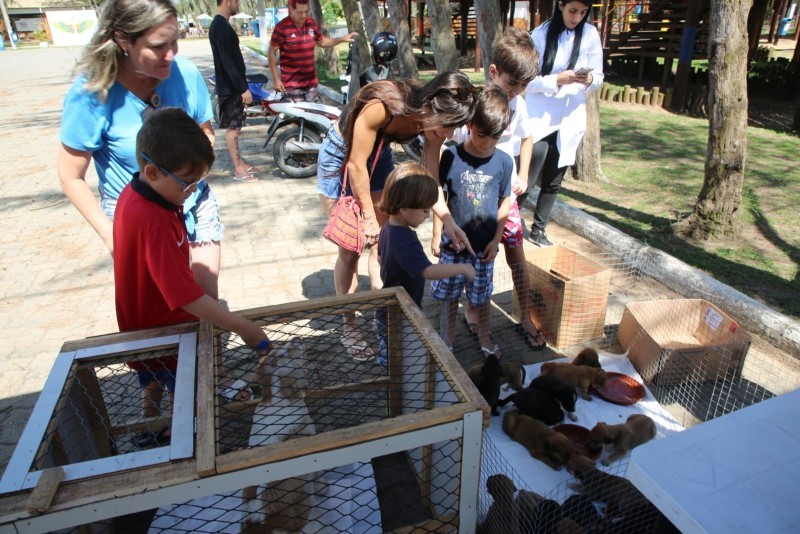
[{"xmin": 0, "ymin": 39, "xmax": 346, "ymax": 474}]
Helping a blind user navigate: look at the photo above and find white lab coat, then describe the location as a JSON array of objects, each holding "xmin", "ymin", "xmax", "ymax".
[{"xmin": 525, "ymin": 21, "xmax": 604, "ymax": 168}]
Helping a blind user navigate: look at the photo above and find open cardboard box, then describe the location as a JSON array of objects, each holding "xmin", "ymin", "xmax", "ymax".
[
  {"xmin": 512, "ymin": 245, "xmax": 611, "ymax": 349},
  {"xmin": 616, "ymin": 299, "xmax": 752, "ymax": 385}
]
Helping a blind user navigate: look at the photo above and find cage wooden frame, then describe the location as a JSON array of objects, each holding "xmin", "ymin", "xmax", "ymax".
[{"xmin": 0, "ymin": 289, "xmax": 489, "ymax": 533}]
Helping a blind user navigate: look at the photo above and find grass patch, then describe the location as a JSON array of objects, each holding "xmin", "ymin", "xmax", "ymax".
[{"xmin": 562, "ymin": 103, "xmax": 800, "ymax": 318}]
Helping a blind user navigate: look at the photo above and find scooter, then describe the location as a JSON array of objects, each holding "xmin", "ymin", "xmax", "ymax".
[{"xmin": 208, "ymin": 74, "xmax": 337, "ymax": 178}]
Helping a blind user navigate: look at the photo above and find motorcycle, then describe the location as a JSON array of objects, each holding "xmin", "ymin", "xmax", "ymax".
[{"xmin": 208, "ymin": 74, "xmax": 337, "ymax": 178}]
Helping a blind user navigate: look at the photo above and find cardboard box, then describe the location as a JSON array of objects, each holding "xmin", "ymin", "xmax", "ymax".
[
  {"xmin": 616, "ymin": 299, "xmax": 752, "ymax": 385},
  {"xmin": 513, "ymin": 246, "xmax": 611, "ymax": 349}
]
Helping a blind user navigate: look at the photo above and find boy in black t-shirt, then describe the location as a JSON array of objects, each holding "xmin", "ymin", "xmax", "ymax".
[
  {"xmin": 376, "ymin": 162, "xmax": 476, "ymax": 363},
  {"xmin": 431, "ymin": 84, "xmax": 513, "ymax": 356}
]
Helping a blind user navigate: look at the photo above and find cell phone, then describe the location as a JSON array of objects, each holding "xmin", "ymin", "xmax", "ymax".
[{"xmin": 575, "ymin": 67, "xmax": 593, "ymax": 75}]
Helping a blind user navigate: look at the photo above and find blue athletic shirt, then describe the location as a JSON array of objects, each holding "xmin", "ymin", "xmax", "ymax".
[
  {"xmin": 60, "ymin": 55, "xmax": 213, "ymax": 212},
  {"xmin": 439, "ymin": 144, "xmax": 513, "ymax": 255}
]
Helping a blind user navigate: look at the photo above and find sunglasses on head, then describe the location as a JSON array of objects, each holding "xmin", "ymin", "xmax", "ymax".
[
  {"xmin": 140, "ymin": 152, "xmax": 206, "ymax": 192},
  {"xmin": 436, "ymin": 85, "xmax": 481, "ymax": 103}
]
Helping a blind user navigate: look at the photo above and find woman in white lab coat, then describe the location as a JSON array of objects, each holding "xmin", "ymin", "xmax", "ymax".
[{"xmin": 524, "ymin": 0, "xmax": 604, "ymax": 246}]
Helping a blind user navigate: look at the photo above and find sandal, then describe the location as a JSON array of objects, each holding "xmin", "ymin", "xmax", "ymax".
[
  {"xmin": 525, "ymin": 329, "xmax": 547, "ymax": 351},
  {"xmin": 340, "ymin": 335, "xmax": 375, "ymax": 362},
  {"xmin": 218, "ymin": 378, "xmax": 253, "ymax": 403},
  {"xmin": 462, "ymin": 316, "xmax": 492, "ymax": 339},
  {"xmin": 481, "ymin": 344, "xmax": 502, "ymax": 359},
  {"xmin": 232, "ymin": 173, "xmax": 258, "ymax": 183}
]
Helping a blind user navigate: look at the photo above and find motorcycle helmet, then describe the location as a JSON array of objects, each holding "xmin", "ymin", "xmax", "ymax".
[{"xmin": 371, "ymin": 31, "xmax": 398, "ymax": 66}]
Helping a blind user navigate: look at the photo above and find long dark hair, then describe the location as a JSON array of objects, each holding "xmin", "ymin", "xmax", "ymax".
[
  {"xmin": 338, "ymin": 71, "xmax": 476, "ymax": 175},
  {"xmin": 541, "ymin": 0, "xmax": 593, "ymax": 76}
]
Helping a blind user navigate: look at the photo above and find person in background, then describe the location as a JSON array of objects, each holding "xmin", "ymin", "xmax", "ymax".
[
  {"xmin": 316, "ymin": 71, "xmax": 478, "ymax": 361},
  {"xmin": 210, "ymin": 0, "xmax": 260, "ymax": 181},
  {"xmin": 267, "ymin": 0, "xmax": 357, "ymax": 102},
  {"xmin": 449, "ymin": 27, "xmax": 547, "ymax": 351},
  {"xmin": 525, "ymin": 0, "xmax": 604, "ymax": 247},
  {"xmin": 58, "ymin": 0, "xmax": 225, "ymax": 302}
]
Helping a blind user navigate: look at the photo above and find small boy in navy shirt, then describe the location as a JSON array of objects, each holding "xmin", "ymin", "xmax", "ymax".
[{"xmin": 376, "ymin": 162, "xmax": 476, "ymax": 362}]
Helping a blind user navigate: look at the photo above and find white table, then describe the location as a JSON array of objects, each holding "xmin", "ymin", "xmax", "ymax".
[{"xmin": 627, "ymin": 388, "xmax": 800, "ymax": 533}]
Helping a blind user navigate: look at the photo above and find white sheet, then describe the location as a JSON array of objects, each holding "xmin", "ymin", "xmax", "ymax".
[{"xmin": 485, "ymin": 353, "xmax": 685, "ymax": 500}]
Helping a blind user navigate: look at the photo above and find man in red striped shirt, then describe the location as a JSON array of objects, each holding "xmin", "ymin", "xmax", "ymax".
[{"xmin": 267, "ymin": 0, "xmax": 357, "ymax": 102}]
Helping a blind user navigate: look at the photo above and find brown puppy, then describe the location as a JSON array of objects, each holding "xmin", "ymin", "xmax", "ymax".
[
  {"xmin": 567, "ymin": 455, "xmax": 649, "ymax": 515},
  {"xmin": 478, "ymin": 474, "xmax": 520, "ymax": 534},
  {"xmin": 571, "ymin": 348, "xmax": 601, "ymax": 368},
  {"xmin": 588, "ymin": 414, "xmax": 657, "ymax": 466},
  {"xmin": 502, "ymin": 411, "xmax": 573, "ymax": 471},
  {"xmin": 540, "ymin": 362, "xmax": 607, "ymax": 401},
  {"xmin": 501, "ymin": 362, "xmax": 526, "ymax": 392}
]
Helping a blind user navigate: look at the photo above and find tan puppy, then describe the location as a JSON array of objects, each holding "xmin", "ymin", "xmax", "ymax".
[
  {"xmin": 588, "ymin": 414, "xmax": 657, "ymax": 466},
  {"xmin": 502, "ymin": 411, "xmax": 573, "ymax": 471},
  {"xmin": 571, "ymin": 348, "xmax": 601, "ymax": 368},
  {"xmin": 567, "ymin": 455, "xmax": 649, "ymax": 516},
  {"xmin": 540, "ymin": 362, "xmax": 607, "ymax": 401},
  {"xmin": 478, "ymin": 474, "xmax": 520, "ymax": 534},
  {"xmin": 501, "ymin": 362, "xmax": 526, "ymax": 392}
]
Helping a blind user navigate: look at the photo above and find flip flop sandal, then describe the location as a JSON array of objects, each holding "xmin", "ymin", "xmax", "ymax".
[
  {"xmin": 518, "ymin": 324, "xmax": 547, "ymax": 351},
  {"xmin": 232, "ymin": 173, "xmax": 258, "ymax": 183},
  {"xmin": 218, "ymin": 378, "xmax": 253, "ymax": 403},
  {"xmin": 462, "ymin": 316, "xmax": 492, "ymax": 339},
  {"xmin": 481, "ymin": 344, "xmax": 502, "ymax": 359},
  {"xmin": 341, "ymin": 335, "xmax": 375, "ymax": 362},
  {"xmin": 526, "ymin": 330, "xmax": 547, "ymax": 351}
]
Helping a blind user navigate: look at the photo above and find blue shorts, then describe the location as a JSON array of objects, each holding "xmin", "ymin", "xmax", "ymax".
[
  {"xmin": 137, "ymin": 368, "xmax": 177, "ymax": 392},
  {"xmin": 430, "ymin": 250, "xmax": 495, "ymax": 306},
  {"xmin": 316, "ymin": 126, "xmax": 394, "ymax": 200},
  {"xmin": 102, "ymin": 184, "xmax": 224, "ymax": 244}
]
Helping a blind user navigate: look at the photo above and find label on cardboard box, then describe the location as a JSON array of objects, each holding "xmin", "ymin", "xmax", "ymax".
[{"xmin": 703, "ymin": 306, "xmax": 723, "ymax": 331}]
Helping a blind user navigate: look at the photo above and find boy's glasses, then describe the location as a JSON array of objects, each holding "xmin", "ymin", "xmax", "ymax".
[{"xmin": 140, "ymin": 152, "xmax": 206, "ymax": 192}]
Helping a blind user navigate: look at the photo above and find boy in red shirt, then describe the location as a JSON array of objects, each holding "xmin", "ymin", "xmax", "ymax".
[{"xmin": 114, "ymin": 107, "xmax": 270, "ymax": 447}]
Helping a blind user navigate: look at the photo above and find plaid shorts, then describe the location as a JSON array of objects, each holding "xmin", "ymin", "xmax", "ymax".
[
  {"xmin": 430, "ymin": 250, "xmax": 495, "ymax": 306},
  {"xmin": 218, "ymin": 93, "xmax": 246, "ymax": 129},
  {"xmin": 502, "ymin": 197, "xmax": 523, "ymax": 248}
]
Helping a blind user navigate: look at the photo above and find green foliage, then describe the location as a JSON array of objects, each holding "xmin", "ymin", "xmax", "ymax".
[
  {"xmin": 748, "ymin": 57, "xmax": 797, "ymax": 99},
  {"xmin": 321, "ymin": 0, "xmax": 343, "ymax": 26}
]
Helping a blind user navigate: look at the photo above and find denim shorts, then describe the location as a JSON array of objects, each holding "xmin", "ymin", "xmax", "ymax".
[
  {"xmin": 316, "ymin": 126, "xmax": 394, "ymax": 200},
  {"xmin": 101, "ymin": 184, "xmax": 224, "ymax": 244},
  {"xmin": 137, "ymin": 368, "xmax": 177, "ymax": 391},
  {"xmin": 430, "ymin": 250, "xmax": 495, "ymax": 306}
]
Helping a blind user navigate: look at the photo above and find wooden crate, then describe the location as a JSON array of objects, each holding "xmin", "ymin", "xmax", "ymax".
[
  {"xmin": 513, "ymin": 245, "xmax": 611, "ymax": 349},
  {"xmin": 617, "ymin": 299, "xmax": 752, "ymax": 385},
  {"xmin": 0, "ymin": 289, "xmax": 486, "ymax": 533}
]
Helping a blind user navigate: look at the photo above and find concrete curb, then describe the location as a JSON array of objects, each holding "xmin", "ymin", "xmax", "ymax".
[{"xmin": 529, "ymin": 189, "xmax": 800, "ymax": 357}]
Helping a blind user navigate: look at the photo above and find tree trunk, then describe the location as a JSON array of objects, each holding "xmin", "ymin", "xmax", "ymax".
[
  {"xmin": 427, "ymin": 0, "xmax": 459, "ymax": 72},
  {"xmin": 747, "ymin": 0, "xmax": 770, "ymax": 59},
  {"xmin": 387, "ymin": 0, "xmax": 419, "ymax": 79},
  {"xmin": 361, "ymin": 0, "xmax": 383, "ymax": 38},
  {"xmin": 309, "ymin": 0, "xmax": 343, "ymax": 79},
  {"xmin": 572, "ymin": 91, "xmax": 605, "ymax": 182},
  {"xmin": 683, "ymin": 0, "xmax": 752, "ymax": 240},
  {"xmin": 474, "ymin": 0, "xmax": 503, "ymax": 79}
]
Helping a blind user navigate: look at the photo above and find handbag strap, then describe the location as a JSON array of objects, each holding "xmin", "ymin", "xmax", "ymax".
[{"xmin": 340, "ymin": 136, "xmax": 385, "ymax": 197}]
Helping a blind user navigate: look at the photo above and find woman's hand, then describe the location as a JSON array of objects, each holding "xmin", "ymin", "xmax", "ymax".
[
  {"xmin": 511, "ymin": 176, "xmax": 528, "ymax": 197},
  {"xmin": 557, "ymin": 70, "xmax": 592, "ymax": 86},
  {"xmin": 363, "ymin": 212, "xmax": 380, "ymax": 247}
]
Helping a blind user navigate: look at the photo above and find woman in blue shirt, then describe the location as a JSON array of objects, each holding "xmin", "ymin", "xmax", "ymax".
[{"xmin": 58, "ymin": 0, "xmax": 223, "ymax": 299}]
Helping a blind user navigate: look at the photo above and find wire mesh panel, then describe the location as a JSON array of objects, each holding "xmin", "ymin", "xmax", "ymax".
[
  {"xmin": 0, "ymin": 327, "xmax": 197, "ymax": 495},
  {"xmin": 0, "ymin": 290, "xmax": 486, "ymax": 533},
  {"xmin": 205, "ymin": 290, "xmax": 483, "ymax": 532}
]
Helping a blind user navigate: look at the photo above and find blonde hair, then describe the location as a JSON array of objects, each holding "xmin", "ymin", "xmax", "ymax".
[
  {"xmin": 378, "ymin": 162, "xmax": 439, "ymax": 215},
  {"xmin": 75, "ymin": 0, "xmax": 177, "ymax": 101}
]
